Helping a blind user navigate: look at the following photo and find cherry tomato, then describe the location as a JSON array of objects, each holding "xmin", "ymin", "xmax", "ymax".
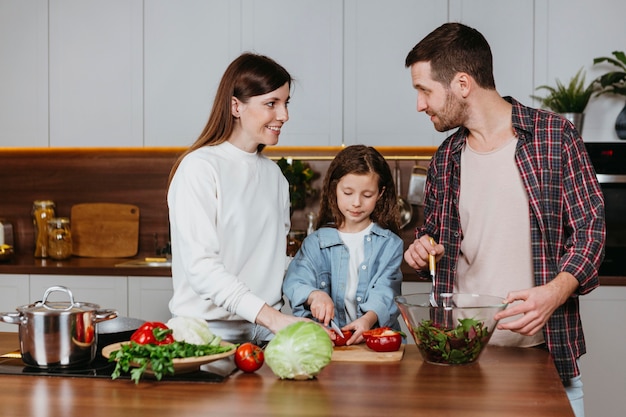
[
  {"xmin": 235, "ymin": 343, "xmax": 264, "ymax": 373},
  {"xmin": 333, "ymin": 330, "xmax": 353, "ymax": 347},
  {"xmin": 362, "ymin": 327, "xmax": 403, "ymax": 352}
]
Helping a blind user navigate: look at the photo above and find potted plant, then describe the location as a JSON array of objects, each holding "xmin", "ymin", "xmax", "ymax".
[
  {"xmin": 276, "ymin": 157, "xmax": 317, "ymax": 216},
  {"xmin": 593, "ymin": 50, "xmax": 626, "ymax": 139},
  {"xmin": 531, "ymin": 68, "xmax": 596, "ymax": 133},
  {"xmin": 276, "ymin": 157, "xmax": 318, "ymax": 256}
]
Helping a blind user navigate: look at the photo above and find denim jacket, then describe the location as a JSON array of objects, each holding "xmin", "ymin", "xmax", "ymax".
[{"xmin": 283, "ymin": 223, "xmax": 403, "ymax": 329}]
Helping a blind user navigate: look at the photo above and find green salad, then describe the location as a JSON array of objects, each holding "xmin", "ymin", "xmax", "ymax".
[{"xmin": 414, "ymin": 317, "xmax": 490, "ymax": 364}]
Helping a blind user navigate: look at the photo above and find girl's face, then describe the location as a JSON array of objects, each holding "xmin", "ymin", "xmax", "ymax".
[
  {"xmin": 336, "ymin": 172, "xmax": 383, "ymax": 233},
  {"xmin": 229, "ymin": 82, "xmax": 290, "ymax": 152}
]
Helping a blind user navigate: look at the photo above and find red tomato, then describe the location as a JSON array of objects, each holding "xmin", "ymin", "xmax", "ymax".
[
  {"xmin": 235, "ymin": 343, "xmax": 264, "ymax": 373},
  {"xmin": 362, "ymin": 327, "xmax": 403, "ymax": 352},
  {"xmin": 333, "ymin": 330, "xmax": 353, "ymax": 347}
]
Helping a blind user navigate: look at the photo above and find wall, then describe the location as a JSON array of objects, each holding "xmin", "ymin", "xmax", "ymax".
[{"xmin": 1, "ymin": 0, "xmax": 625, "ymax": 149}]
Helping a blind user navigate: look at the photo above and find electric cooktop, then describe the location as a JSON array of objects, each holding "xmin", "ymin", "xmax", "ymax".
[{"xmin": 0, "ymin": 351, "xmax": 234, "ymax": 383}]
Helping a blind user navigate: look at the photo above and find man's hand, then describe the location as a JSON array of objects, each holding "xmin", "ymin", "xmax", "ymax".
[
  {"xmin": 404, "ymin": 235, "xmax": 443, "ymax": 270},
  {"xmin": 495, "ymin": 272, "xmax": 579, "ymax": 335}
]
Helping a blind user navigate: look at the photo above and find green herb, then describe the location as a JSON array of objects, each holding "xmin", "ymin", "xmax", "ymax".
[
  {"xmin": 414, "ymin": 318, "xmax": 490, "ymax": 364},
  {"xmin": 108, "ymin": 341, "xmax": 234, "ymax": 383},
  {"xmin": 276, "ymin": 158, "xmax": 317, "ymax": 212}
]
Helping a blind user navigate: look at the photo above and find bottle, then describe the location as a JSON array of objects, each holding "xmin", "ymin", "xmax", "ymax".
[
  {"xmin": 32, "ymin": 200, "xmax": 56, "ymax": 258},
  {"xmin": 47, "ymin": 217, "xmax": 72, "ymax": 260}
]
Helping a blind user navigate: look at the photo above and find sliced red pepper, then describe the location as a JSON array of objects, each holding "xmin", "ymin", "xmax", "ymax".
[
  {"xmin": 362, "ymin": 327, "xmax": 404, "ymax": 352},
  {"xmin": 130, "ymin": 322, "xmax": 174, "ymax": 345}
]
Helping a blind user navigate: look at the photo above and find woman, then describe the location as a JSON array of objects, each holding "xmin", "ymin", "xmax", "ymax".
[{"xmin": 167, "ymin": 53, "xmax": 304, "ymax": 343}]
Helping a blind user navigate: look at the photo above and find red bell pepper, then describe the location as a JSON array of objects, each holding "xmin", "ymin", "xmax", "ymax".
[
  {"xmin": 130, "ymin": 322, "xmax": 175, "ymax": 345},
  {"xmin": 362, "ymin": 327, "xmax": 404, "ymax": 352}
]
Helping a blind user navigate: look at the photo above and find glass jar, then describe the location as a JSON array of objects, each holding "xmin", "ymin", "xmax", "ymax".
[
  {"xmin": 32, "ymin": 200, "xmax": 56, "ymax": 258},
  {"xmin": 47, "ymin": 217, "xmax": 72, "ymax": 260}
]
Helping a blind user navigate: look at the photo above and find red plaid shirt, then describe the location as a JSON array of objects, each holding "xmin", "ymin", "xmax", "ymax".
[{"xmin": 417, "ymin": 97, "xmax": 605, "ymax": 382}]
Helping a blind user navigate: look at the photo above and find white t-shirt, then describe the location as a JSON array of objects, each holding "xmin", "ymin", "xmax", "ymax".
[
  {"xmin": 338, "ymin": 222, "xmax": 373, "ymax": 322},
  {"xmin": 167, "ymin": 142, "xmax": 291, "ymax": 336},
  {"xmin": 457, "ymin": 138, "xmax": 544, "ymax": 347}
]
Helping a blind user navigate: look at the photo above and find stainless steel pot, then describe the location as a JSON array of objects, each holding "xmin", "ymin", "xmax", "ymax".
[{"xmin": 0, "ymin": 285, "xmax": 117, "ymax": 368}]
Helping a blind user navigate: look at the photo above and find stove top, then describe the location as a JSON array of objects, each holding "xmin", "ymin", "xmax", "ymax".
[{"xmin": 0, "ymin": 353, "xmax": 233, "ymax": 383}]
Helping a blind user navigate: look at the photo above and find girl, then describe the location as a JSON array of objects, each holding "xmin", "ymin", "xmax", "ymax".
[
  {"xmin": 283, "ymin": 145, "xmax": 404, "ymax": 345},
  {"xmin": 167, "ymin": 53, "xmax": 305, "ymax": 344}
]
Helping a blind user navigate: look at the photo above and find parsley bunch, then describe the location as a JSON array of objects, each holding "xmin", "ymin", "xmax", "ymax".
[{"xmin": 108, "ymin": 341, "xmax": 234, "ymax": 383}]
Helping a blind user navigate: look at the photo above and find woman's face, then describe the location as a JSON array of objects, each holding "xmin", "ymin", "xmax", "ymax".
[
  {"xmin": 230, "ymin": 82, "xmax": 290, "ymax": 152},
  {"xmin": 335, "ymin": 172, "xmax": 382, "ymax": 233}
]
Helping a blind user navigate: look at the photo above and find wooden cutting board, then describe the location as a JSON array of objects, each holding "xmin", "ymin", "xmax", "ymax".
[
  {"xmin": 331, "ymin": 343, "xmax": 405, "ymax": 362},
  {"xmin": 71, "ymin": 203, "xmax": 140, "ymax": 258}
]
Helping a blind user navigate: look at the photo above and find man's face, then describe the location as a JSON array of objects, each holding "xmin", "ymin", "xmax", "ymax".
[{"xmin": 409, "ymin": 62, "xmax": 467, "ymax": 132}]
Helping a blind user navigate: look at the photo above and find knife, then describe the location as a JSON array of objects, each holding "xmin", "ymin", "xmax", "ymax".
[{"xmin": 329, "ymin": 319, "xmax": 343, "ymax": 335}]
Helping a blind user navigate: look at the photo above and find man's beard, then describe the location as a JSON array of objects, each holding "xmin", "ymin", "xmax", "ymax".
[{"xmin": 432, "ymin": 90, "xmax": 467, "ymax": 132}]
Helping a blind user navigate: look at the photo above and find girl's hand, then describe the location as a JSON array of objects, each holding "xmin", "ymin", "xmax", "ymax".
[
  {"xmin": 344, "ymin": 311, "xmax": 378, "ymax": 345},
  {"xmin": 307, "ymin": 290, "xmax": 335, "ymax": 326}
]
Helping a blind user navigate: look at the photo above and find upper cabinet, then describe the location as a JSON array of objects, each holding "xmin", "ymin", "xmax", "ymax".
[
  {"xmin": 0, "ymin": 0, "xmax": 48, "ymax": 147},
  {"xmin": 1, "ymin": 0, "xmax": 626, "ymax": 148},
  {"xmin": 48, "ymin": 0, "xmax": 143, "ymax": 147},
  {"xmin": 143, "ymin": 0, "xmax": 241, "ymax": 147}
]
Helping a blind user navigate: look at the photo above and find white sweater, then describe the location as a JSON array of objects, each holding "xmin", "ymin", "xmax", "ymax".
[{"xmin": 167, "ymin": 142, "xmax": 290, "ymax": 325}]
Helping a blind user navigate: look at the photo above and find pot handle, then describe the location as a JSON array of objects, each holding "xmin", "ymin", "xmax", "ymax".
[
  {"xmin": 94, "ymin": 309, "xmax": 118, "ymax": 323},
  {"xmin": 38, "ymin": 285, "xmax": 76, "ymax": 311},
  {"xmin": 0, "ymin": 312, "xmax": 24, "ymax": 325}
]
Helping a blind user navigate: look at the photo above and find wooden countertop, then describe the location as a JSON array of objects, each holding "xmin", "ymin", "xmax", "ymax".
[{"xmin": 0, "ymin": 333, "xmax": 573, "ymax": 416}]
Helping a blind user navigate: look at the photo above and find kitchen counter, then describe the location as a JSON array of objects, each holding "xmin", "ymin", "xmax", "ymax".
[
  {"xmin": 0, "ymin": 332, "xmax": 573, "ymax": 417},
  {"xmin": 2, "ymin": 253, "xmax": 625, "ymax": 286},
  {"xmin": 0, "ymin": 253, "xmax": 171, "ymax": 277}
]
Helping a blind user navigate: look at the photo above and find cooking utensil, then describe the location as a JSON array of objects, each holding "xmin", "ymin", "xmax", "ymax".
[
  {"xmin": 428, "ymin": 237, "xmax": 437, "ymax": 307},
  {"xmin": 332, "ymin": 343, "xmax": 405, "ymax": 362},
  {"xmin": 395, "ymin": 161, "xmax": 413, "ymax": 229},
  {"xmin": 407, "ymin": 164, "xmax": 428, "ymax": 206},
  {"xmin": 329, "ymin": 319, "xmax": 343, "ymax": 335},
  {"xmin": 96, "ymin": 316, "xmax": 145, "ymax": 352},
  {"xmin": 71, "ymin": 203, "xmax": 140, "ymax": 258},
  {"xmin": 0, "ymin": 285, "xmax": 117, "ymax": 368}
]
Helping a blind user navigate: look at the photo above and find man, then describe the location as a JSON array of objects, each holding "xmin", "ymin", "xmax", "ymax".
[{"xmin": 402, "ymin": 23, "xmax": 605, "ymax": 417}]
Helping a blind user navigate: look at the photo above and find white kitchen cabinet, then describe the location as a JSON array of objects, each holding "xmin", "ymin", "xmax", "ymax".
[
  {"xmin": 0, "ymin": 275, "xmax": 30, "ymax": 333},
  {"xmin": 343, "ymin": 0, "xmax": 448, "ymax": 148},
  {"xmin": 0, "ymin": 0, "xmax": 48, "ymax": 147},
  {"xmin": 128, "ymin": 276, "xmax": 173, "ymax": 323},
  {"xmin": 29, "ymin": 275, "xmax": 128, "ymax": 317},
  {"xmin": 240, "ymin": 0, "xmax": 344, "ymax": 147},
  {"xmin": 48, "ymin": 0, "xmax": 143, "ymax": 147},
  {"xmin": 579, "ymin": 286, "xmax": 626, "ymax": 417},
  {"xmin": 143, "ymin": 0, "xmax": 241, "ymax": 147}
]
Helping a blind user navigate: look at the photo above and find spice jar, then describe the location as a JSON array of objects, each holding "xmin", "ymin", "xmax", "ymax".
[
  {"xmin": 47, "ymin": 217, "xmax": 72, "ymax": 260},
  {"xmin": 32, "ymin": 200, "xmax": 56, "ymax": 258}
]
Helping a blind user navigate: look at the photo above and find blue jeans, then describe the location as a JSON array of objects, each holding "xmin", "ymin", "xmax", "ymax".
[{"xmin": 565, "ymin": 362, "xmax": 584, "ymax": 417}]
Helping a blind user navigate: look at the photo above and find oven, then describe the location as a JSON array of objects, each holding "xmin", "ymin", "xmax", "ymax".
[{"xmin": 585, "ymin": 142, "xmax": 626, "ymax": 276}]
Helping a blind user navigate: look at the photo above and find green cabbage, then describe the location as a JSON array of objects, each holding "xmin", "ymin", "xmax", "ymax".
[
  {"xmin": 265, "ymin": 322, "xmax": 333, "ymax": 380},
  {"xmin": 166, "ymin": 316, "xmax": 221, "ymax": 346}
]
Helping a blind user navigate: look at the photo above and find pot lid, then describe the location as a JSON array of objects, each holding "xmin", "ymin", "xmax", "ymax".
[{"xmin": 17, "ymin": 286, "xmax": 101, "ymax": 315}]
